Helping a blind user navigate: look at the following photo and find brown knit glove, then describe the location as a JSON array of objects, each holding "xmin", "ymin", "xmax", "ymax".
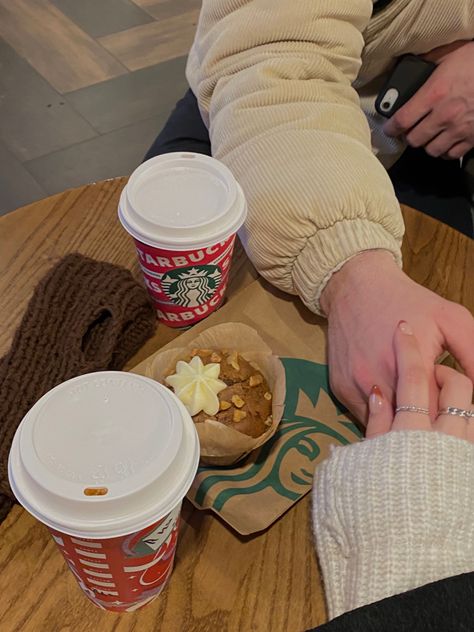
[{"xmin": 0, "ymin": 253, "xmax": 156, "ymax": 506}]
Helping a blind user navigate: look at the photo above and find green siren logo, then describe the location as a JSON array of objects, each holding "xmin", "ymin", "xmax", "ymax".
[{"xmin": 161, "ymin": 265, "xmax": 222, "ymax": 307}]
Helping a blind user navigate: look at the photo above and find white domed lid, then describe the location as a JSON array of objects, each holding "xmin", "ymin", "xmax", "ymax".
[
  {"xmin": 8, "ymin": 372, "xmax": 199, "ymax": 538},
  {"xmin": 118, "ymin": 153, "xmax": 247, "ymax": 249}
]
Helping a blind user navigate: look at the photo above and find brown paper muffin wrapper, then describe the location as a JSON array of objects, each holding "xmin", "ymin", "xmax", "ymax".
[
  {"xmin": 132, "ymin": 280, "xmax": 361, "ymax": 535},
  {"xmin": 146, "ymin": 323, "xmax": 285, "ymax": 466}
]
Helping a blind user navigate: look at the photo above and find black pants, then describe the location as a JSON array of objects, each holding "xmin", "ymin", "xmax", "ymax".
[{"xmin": 145, "ymin": 90, "xmax": 473, "ymax": 237}]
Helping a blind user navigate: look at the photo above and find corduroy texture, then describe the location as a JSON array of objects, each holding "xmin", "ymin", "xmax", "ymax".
[
  {"xmin": 187, "ymin": 0, "xmax": 474, "ymax": 313},
  {"xmin": 312, "ymin": 431, "xmax": 474, "ymax": 620},
  {"xmin": 0, "ymin": 253, "xmax": 156, "ymax": 509}
]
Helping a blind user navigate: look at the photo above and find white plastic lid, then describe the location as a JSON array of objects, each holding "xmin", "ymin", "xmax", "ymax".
[
  {"xmin": 118, "ymin": 152, "xmax": 247, "ymax": 249},
  {"xmin": 8, "ymin": 372, "xmax": 199, "ymax": 538}
]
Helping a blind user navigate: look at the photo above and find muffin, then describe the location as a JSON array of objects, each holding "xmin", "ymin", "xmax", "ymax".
[
  {"xmin": 165, "ymin": 349, "xmax": 273, "ymax": 439},
  {"xmin": 148, "ymin": 322, "xmax": 284, "ymax": 466}
]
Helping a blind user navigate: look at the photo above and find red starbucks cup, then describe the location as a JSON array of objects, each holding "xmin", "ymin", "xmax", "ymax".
[
  {"xmin": 118, "ymin": 153, "xmax": 247, "ymax": 328},
  {"xmin": 8, "ymin": 372, "xmax": 199, "ymax": 613}
]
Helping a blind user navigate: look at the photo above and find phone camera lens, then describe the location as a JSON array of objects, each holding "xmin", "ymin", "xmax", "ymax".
[{"xmin": 382, "ymin": 101, "xmax": 391, "ymax": 110}]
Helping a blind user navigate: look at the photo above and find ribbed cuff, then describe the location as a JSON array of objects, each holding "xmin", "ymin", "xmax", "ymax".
[
  {"xmin": 293, "ymin": 218, "xmax": 403, "ymax": 316},
  {"xmin": 312, "ymin": 431, "xmax": 474, "ymax": 619}
]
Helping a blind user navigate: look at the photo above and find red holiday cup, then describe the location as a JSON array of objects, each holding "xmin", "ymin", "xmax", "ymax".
[
  {"xmin": 8, "ymin": 372, "xmax": 199, "ymax": 613},
  {"xmin": 118, "ymin": 153, "xmax": 247, "ymax": 328}
]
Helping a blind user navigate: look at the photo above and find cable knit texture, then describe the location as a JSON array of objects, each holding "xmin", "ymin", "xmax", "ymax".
[
  {"xmin": 0, "ymin": 254, "xmax": 156, "ymax": 505},
  {"xmin": 312, "ymin": 431, "xmax": 474, "ymax": 620},
  {"xmin": 187, "ymin": 1, "xmax": 474, "ymax": 313}
]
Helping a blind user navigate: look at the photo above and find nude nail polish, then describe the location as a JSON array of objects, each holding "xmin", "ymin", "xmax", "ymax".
[
  {"xmin": 398, "ymin": 320, "xmax": 413, "ymax": 335},
  {"xmin": 369, "ymin": 385, "xmax": 384, "ymax": 412}
]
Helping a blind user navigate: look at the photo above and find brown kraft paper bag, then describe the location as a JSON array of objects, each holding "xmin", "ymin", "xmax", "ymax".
[{"xmin": 132, "ymin": 278, "xmax": 361, "ymax": 535}]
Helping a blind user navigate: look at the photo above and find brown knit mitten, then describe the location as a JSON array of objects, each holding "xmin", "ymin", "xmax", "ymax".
[{"xmin": 0, "ymin": 253, "xmax": 156, "ymax": 501}]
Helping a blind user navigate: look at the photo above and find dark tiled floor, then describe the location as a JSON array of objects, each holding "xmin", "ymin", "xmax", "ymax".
[
  {"xmin": 0, "ymin": 0, "xmax": 195, "ymax": 216},
  {"xmin": 22, "ymin": 56, "xmax": 189, "ymax": 198},
  {"xmin": 51, "ymin": 0, "xmax": 153, "ymax": 38},
  {"xmin": 65, "ymin": 56, "xmax": 188, "ymax": 134},
  {"xmin": 0, "ymin": 142, "xmax": 46, "ymax": 213},
  {"xmin": 0, "ymin": 40, "xmax": 97, "ymax": 163},
  {"xmin": 0, "ymin": 50, "xmax": 188, "ymax": 215},
  {"xmin": 25, "ymin": 117, "xmax": 169, "ymax": 195}
]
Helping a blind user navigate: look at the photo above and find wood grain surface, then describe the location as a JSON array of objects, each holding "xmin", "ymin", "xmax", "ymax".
[
  {"xmin": 0, "ymin": 0, "xmax": 127, "ymax": 92},
  {"xmin": 0, "ymin": 181, "xmax": 472, "ymax": 632},
  {"xmin": 0, "ymin": 177, "xmax": 258, "ymax": 367},
  {"xmin": 132, "ymin": 0, "xmax": 202, "ymax": 21},
  {"xmin": 99, "ymin": 10, "xmax": 200, "ymax": 71}
]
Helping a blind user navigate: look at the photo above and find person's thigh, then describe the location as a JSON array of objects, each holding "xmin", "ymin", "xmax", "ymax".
[
  {"xmin": 144, "ymin": 89, "xmax": 211, "ymax": 160},
  {"xmin": 388, "ymin": 147, "xmax": 473, "ymax": 237}
]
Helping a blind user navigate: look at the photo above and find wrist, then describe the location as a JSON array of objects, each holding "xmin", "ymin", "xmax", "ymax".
[{"xmin": 320, "ymin": 250, "xmax": 400, "ymax": 316}]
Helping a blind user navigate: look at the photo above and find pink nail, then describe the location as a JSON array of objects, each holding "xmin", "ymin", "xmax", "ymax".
[{"xmin": 398, "ymin": 320, "xmax": 413, "ymax": 335}]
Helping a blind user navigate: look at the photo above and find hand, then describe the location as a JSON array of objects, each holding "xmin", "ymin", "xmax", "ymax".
[
  {"xmin": 384, "ymin": 40, "xmax": 474, "ymax": 159},
  {"xmin": 366, "ymin": 320, "xmax": 474, "ymax": 443},
  {"xmin": 320, "ymin": 250, "xmax": 474, "ymax": 423}
]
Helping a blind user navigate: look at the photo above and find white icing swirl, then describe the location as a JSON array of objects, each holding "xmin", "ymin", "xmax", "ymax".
[{"xmin": 165, "ymin": 356, "xmax": 227, "ymax": 416}]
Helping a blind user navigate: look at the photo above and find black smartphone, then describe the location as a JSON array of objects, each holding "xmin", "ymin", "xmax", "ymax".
[{"xmin": 375, "ymin": 54, "xmax": 437, "ymax": 118}]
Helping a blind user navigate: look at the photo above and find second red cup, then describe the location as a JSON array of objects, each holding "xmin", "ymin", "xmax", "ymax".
[
  {"xmin": 119, "ymin": 153, "xmax": 247, "ymax": 328},
  {"xmin": 8, "ymin": 372, "xmax": 200, "ymax": 612}
]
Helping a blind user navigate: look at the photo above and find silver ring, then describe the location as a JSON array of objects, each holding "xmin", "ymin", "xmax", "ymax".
[
  {"xmin": 395, "ymin": 405, "xmax": 430, "ymax": 416},
  {"xmin": 437, "ymin": 407, "xmax": 474, "ymax": 420}
]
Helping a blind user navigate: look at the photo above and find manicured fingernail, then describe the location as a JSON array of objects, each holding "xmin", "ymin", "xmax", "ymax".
[
  {"xmin": 369, "ymin": 385, "xmax": 384, "ymax": 412},
  {"xmin": 398, "ymin": 320, "xmax": 413, "ymax": 335}
]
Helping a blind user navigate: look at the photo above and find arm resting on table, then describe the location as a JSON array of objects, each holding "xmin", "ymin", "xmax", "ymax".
[
  {"xmin": 313, "ymin": 431, "xmax": 474, "ymax": 619},
  {"xmin": 187, "ymin": 0, "xmax": 404, "ymax": 314}
]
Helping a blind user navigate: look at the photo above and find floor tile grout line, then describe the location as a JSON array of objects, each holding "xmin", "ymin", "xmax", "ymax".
[
  {"xmin": 0, "ymin": 1, "xmax": 130, "ymax": 93},
  {"xmin": 20, "ymin": 114, "xmax": 162, "ymax": 173},
  {"xmin": 50, "ymin": 0, "xmax": 158, "ymax": 40},
  {"xmin": 0, "ymin": 42, "xmax": 103, "ymax": 158},
  {"xmin": 90, "ymin": 33, "xmax": 137, "ymax": 73},
  {"xmin": 6, "ymin": 51, "xmax": 188, "ymax": 164},
  {"xmin": 128, "ymin": 0, "xmax": 160, "ymax": 21}
]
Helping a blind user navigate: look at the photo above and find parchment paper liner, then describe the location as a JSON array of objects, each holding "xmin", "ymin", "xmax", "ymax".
[{"xmin": 146, "ymin": 323, "xmax": 285, "ymax": 466}]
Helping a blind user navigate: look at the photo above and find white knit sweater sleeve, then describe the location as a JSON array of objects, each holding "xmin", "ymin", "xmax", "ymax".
[
  {"xmin": 312, "ymin": 431, "xmax": 474, "ymax": 619},
  {"xmin": 186, "ymin": 0, "xmax": 404, "ymax": 314}
]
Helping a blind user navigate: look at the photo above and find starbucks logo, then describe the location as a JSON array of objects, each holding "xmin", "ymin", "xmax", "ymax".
[{"xmin": 161, "ymin": 265, "xmax": 222, "ymax": 308}]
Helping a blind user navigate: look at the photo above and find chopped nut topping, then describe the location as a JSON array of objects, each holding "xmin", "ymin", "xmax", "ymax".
[
  {"xmin": 264, "ymin": 392, "xmax": 272, "ymax": 401},
  {"xmin": 249, "ymin": 374, "xmax": 263, "ymax": 387},
  {"xmin": 227, "ymin": 351, "xmax": 240, "ymax": 371},
  {"xmin": 233, "ymin": 410, "xmax": 247, "ymax": 423},
  {"xmin": 198, "ymin": 349, "xmax": 213, "ymax": 356},
  {"xmin": 210, "ymin": 352, "xmax": 222, "ymax": 363},
  {"xmin": 220, "ymin": 400, "xmax": 232, "ymax": 411},
  {"xmin": 231, "ymin": 395, "xmax": 245, "ymax": 409},
  {"xmin": 264, "ymin": 416, "xmax": 273, "ymax": 427},
  {"xmin": 191, "ymin": 348, "xmax": 199, "ymax": 357}
]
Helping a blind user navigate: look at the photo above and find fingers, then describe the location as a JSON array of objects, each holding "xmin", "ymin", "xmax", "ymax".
[
  {"xmin": 440, "ymin": 304, "xmax": 474, "ymax": 381},
  {"xmin": 392, "ymin": 321, "xmax": 432, "ymax": 431},
  {"xmin": 436, "ymin": 365, "xmax": 473, "ymax": 407},
  {"xmin": 366, "ymin": 385, "xmax": 393, "ymax": 439},
  {"xmin": 405, "ymin": 112, "xmax": 442, "ymax": 149},
  {"xmin": 446, "ymin": 141, "xmax": 472, "ymax": 159},
  {"xmin": 433, "ymin": 365, "xmax": 474, "ymax": 442},
  {"xmin": 425, "ymin": 131, "xmax": 460, "ymax": 158},
  {"xmin": 384, "ymin": 78, "xmax": 435, "ymax": 137}
]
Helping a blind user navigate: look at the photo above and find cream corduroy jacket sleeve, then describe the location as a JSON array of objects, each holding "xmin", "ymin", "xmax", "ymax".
[
  {"xmin": 313, "ymin": 432, "xmax": 474, "ymax": 619},
  {"xmin": 186, "ymin": 0, "xmax": 405, "ymax": 313}
]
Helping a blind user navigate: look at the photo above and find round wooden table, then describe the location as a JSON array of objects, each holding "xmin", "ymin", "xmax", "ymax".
[{"xmin": 0, "ymin": 179, "xmax": 472, "ymax": 632}]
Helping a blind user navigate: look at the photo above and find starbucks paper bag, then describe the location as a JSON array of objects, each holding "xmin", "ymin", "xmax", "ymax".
[{"xmin": 132, "ymin": 279, "xmax": 361, "ymax": 535}]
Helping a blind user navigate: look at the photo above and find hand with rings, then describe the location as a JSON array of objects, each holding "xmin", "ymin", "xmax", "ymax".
[{"xmin": 366, "ymin": 320, "xmax": 474, "ymax": 443}]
